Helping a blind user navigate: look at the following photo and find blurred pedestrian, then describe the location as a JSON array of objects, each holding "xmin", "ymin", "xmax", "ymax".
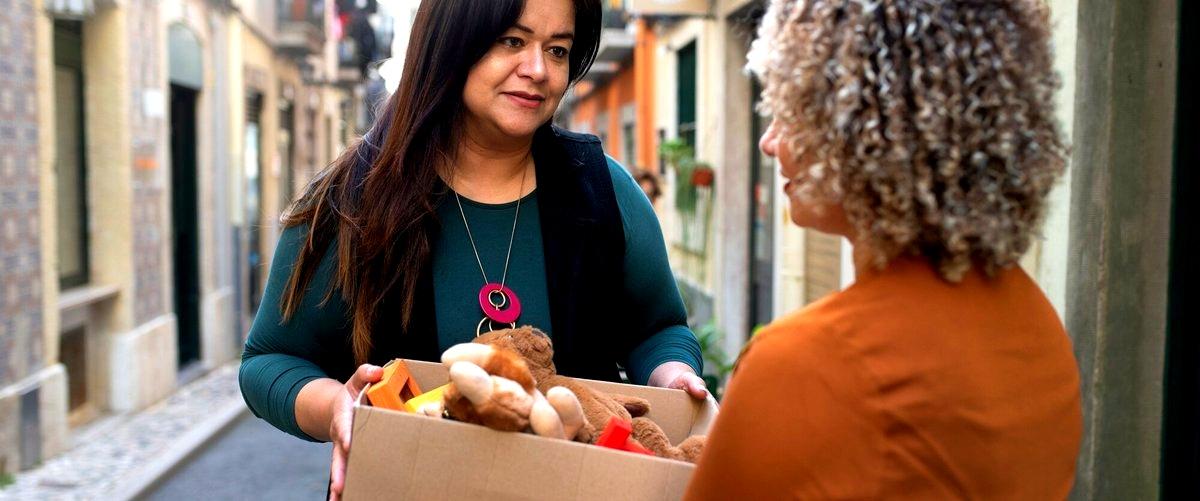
[
  {"xmin": 685, "ymin": 1, "xmax": 1082, "ymax": 499},
  {"xmin": 633, "ymin": 167, "xmax": 662, "ymax": 204},
  {"xmin": 239, "ymin": 0, "xmax": 705, "ymax": 499}
]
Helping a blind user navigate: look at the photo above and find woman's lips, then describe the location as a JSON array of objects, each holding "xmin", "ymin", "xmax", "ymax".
[{"xmin": 504, "ymin": 92, "xmax": 543, "ymax": 109}]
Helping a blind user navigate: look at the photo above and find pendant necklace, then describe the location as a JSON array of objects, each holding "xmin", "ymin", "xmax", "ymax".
[{"xmin": 455, "ymin": 165, "xmax": 527, "ymax": 337}]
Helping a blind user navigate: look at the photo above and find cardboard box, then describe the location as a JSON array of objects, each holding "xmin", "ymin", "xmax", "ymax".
[{"xmin": 344, "ymin": 360, "xmax": 719, "ymax": 500}]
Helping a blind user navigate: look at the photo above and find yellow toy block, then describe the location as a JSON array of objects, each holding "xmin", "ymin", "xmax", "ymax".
[{"xmin": 404, "ymin": 383, "xmax": 449, "ymax": 413}]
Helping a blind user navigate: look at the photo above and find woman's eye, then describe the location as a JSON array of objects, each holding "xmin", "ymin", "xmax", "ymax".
[
  {"xmin": 548, "ymin": 46, "xmax": 570, "ymax": 58},
  {"xmin": 499, "ymin": 37, "xmax": 523, "ymax": 48}
]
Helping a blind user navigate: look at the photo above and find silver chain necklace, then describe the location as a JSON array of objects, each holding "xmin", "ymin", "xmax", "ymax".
[{"xmin": 454, "ymin": 165, "xmax": 528, "ymax": 336}]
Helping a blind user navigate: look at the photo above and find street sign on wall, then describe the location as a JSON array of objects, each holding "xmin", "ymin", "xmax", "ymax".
[{"xmin": 627, "ymin": 0, "xmax": 710, "ymax": 16}]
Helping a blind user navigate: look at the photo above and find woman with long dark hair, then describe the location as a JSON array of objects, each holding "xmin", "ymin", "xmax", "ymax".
[{"xmin": 239, "ymin": 0, "xmax": 705, "ymax": 498}]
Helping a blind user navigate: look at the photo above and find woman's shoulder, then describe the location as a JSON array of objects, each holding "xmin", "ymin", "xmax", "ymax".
[
  {"xmin": 273, "ymin": 222, "xmax": 311, "ymax": 260},
  {"xmin": 755, "ymin": 289, "xmax": 855, "ymax": 339},
  {"xmin": 732, "ymin": 285, "xmax": 887, "ymax": 381},
  {"xmin": 739, "ymin": 303, "xmax": 845, "ymax": 369},
  {"xmin": 602, "ymin": 157, "xmax": 648, "ymax": 205}
]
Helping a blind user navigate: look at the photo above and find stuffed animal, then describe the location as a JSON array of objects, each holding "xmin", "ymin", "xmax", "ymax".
[
  {"xmin": 441, "ymin": 326, "xmax": 706, "ymax": 463},
  {"xmin": 438, "ymin": 339, "xmax": 586, "ymax": 441}
]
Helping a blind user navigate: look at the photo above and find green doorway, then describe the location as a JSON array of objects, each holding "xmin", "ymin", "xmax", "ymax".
[{"xmin": 169, "ymin": 85, "xmax": 201, "ymax": 368}]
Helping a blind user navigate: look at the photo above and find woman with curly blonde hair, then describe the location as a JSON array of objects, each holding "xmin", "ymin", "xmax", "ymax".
[{"xmin": 685, "ymin": 1, "xmax": 1082, "ymax": 498}]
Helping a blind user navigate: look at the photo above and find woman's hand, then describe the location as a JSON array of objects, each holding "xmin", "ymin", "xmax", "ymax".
[
  {"xmin": 647, "ymin": 361, "xmax": 709, "ymax": 399},
  {"xmin": 328, "ymin": 364, "xmax": 383, "ymax": 501}
]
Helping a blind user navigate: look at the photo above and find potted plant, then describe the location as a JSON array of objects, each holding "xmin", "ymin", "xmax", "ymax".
[
  {"xmin": 690, "ymin": 163, "xmax": 715, "ymax": 187},
  {"xmin": 694, "ymin": 320, "xmax": 735, "ymax": 400}
]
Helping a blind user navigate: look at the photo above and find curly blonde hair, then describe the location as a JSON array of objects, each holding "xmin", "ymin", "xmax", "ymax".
[{"xmin": 748, "ymin": 0, "xmax": 1067, "ymax": 281}]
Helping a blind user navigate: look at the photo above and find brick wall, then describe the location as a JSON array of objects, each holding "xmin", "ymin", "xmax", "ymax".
[{"xmin": 0, "ymin": 0, "xmax": 44, "ymax": 388}]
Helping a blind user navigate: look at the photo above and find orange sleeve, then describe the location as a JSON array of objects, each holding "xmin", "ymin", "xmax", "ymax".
[{"xmin": 683, "ymin": 325, "xmax": 886, "ymax": 500}]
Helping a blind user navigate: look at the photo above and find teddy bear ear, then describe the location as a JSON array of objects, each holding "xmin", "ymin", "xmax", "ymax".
[{"xmin": 442, "ymin": 343, "xmax": 495, "ymax": 367}]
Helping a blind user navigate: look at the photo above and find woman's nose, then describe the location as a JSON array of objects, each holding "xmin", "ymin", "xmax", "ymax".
[
  {"xmin": 759, "ymin": 118, "xmax": 780, "ymax": 158},
  {"xmin": 517, "ymin": 48, "xmax": 548, "ymax": 82}
]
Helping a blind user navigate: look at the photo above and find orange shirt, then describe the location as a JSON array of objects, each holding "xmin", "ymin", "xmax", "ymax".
[{"xmin": 684, "ymin": 258, "xmax": 1082, "ymax": 500}]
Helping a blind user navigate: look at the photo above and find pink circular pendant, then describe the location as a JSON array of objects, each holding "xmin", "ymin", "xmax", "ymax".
[{"xmin": 478, "ymin": 283, "xmax": 521, "ymax": 324}]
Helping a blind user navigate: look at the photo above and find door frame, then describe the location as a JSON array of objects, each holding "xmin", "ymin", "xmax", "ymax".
[{"xmin": 1160, "ymin": 0, "xmax": 1197, "ymax": 496}]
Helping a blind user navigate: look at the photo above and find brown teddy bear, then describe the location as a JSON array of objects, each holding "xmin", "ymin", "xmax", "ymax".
[{"xmin": 441, "ymin": 326, "xmax": 706, "ymax": 463}]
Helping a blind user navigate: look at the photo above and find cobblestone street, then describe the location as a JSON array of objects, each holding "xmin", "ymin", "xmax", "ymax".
[
  {"xmin": 1, "ymin": 363, "xmax": 244, "ymax": 500},
  {"xmin": 143, "ymin": 414, "xmax": 329, "ymax": 501}
]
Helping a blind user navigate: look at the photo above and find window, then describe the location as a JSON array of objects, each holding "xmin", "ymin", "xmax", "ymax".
[
  {"xmin": 677, "ymin": 41, "xmax": 697, "ymax": 148},
  {"xmin": 278, "ymin": 100, "xmax": 295, "ymax": 208},
  {"xmin": 621, "ymin": 103, "xmax": 637, "ymax": 167},
  {"xmin": 622, "ymin": 122, "xmax": 636, "ymax": 167},
  {"xmin": 595, "ymin": 111, "xmax": 609, "ymax": 152},
  {"xmin": 54, "ymin": 20, "xmax": 89, "ymax": 289},
  {"xmin": 674, "ymin": 41, "xmax": 708, "ymax": 261}
]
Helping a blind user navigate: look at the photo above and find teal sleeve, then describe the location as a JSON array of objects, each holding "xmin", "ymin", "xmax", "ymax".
[
  {"xmin": 606, "ymin": 157, "xmax": 704, "ymax": 384},
  {"xmin": 239, "ymin": 224, "xmax": 343, "ymax": 443}
]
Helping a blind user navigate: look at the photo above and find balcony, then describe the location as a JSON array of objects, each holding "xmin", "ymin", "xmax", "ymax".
[
  {"xmin": 626, "ymin": 0, "xmax": 710, "ymax": 16},
  {"xmin": 578, "ymin": 8, "xmax": 633, "ymax": 88},
  {"xmin": 277, "ymin": 0, "xmax": 325, "ymax": 58},
  {"xmin": 335, "ymin": 5, "xmax": 390, "ymax": 87},
  {"xmin": 595, "ymin": 8, "xmax": 634, "ymax": 66}
]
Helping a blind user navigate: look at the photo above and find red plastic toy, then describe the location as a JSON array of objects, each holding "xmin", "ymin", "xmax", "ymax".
[{"xmin": 595, "ymin": 417, "xmax": 654, "ymax": 456}]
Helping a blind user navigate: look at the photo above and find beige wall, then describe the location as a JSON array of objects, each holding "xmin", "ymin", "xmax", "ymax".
[
  {"xmin": 35, "ymin": 0, "xmax": 59, "ymax": 368},
  {"xmin": 84, "ymin": 6, "xmax": 136, "ymax": 334},
  {"xmin": 1025, "ymin": 0, "xmax": 1079, "ymax": 318}
]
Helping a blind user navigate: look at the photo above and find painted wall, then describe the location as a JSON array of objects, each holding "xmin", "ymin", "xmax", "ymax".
[
  {"xmin": 1021, "ymin": 0, "xmax": 1079, "ymax": 318},
  {"xmin": 570, "ymin": 68, "xmax": 636, "ymax": 164},
  {"xmin": 0, "ymin": 0, "xmax": 46, "ymax": 390}
]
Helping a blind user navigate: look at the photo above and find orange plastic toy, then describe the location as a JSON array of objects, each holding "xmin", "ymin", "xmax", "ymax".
[{"xmin": 366, "ymin": 359, "xmax": 423, "ymax": 412}]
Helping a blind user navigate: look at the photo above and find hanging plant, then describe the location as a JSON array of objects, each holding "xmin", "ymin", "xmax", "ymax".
[
  {"xmin": 675, "ymin": 157, "xmax": 700, "ymax": 214},
  {"xmin": 659, "ymin": 138, "xmax": 693, "ymax": 169},
  {"xmin": 659, "ymin": 139, "xmax": 699, "ymax": 214}
]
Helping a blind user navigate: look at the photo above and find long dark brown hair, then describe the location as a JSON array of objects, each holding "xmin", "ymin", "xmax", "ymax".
[{"xmin": 279, "ymin": 0, "xmax": 601, "ymax": 365}]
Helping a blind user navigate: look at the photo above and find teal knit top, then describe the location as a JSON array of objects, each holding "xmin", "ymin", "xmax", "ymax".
[{"xmin": 240, "ymin": 157, "xmax": 701, "ymax": 441}]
